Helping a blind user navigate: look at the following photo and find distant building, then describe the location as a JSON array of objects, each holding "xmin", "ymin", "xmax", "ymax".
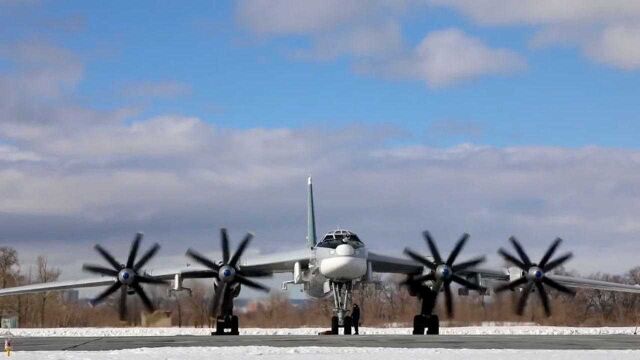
[
  {"xmin": 61, "ymin": 290, "xmax": 79, "ymax": 303},
  {"xmin": 1, "ymin": 316, "xmax": 18, "ymax": 329}
]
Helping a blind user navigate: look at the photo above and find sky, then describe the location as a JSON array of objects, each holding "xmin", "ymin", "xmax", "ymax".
[{"xmin": 1, "ymin": 1, "xmax": 640, "ymax": 291}]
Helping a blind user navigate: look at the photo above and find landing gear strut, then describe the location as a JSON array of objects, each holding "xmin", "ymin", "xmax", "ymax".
[
  {"xmin": 412, "ymin": 287, "xmax": 440, "ymax": 335},
  {"xmin": 212, "ymin": 286, "xmax": 240, "ymax": 336},
  {"xmin": 329, "ymin": 281, "xmax": 353, "ymax": 335}
]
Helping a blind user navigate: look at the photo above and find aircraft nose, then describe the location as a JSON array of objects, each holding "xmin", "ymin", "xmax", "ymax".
[{"xmin": 335, "ymin": 244, "xmax": 355, "ymax": 256}]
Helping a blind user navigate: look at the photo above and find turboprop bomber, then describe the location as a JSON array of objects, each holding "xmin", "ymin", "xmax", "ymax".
[{"xmin": 1, "ymin": 177, "xmax": 640, "ymax": 335}]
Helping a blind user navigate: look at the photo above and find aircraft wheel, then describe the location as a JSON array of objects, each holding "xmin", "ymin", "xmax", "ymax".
[
  {"xmin": 230, "ymin": 315, "xmax": 239, "ymax": 335},
  {"xmin": 344, "ymin": 316, "xmax": 352, "ymax": 335},
  {"xmin": 412, "ymin": 315, "xmax": 426, "ymax": 335},
  {"xmin": 331, "ymin": 316, "xmax": 339, "ymax": 335},
  {"xmin": 426, "ymin": 315, "xmax": 439, "ymax": 335}
]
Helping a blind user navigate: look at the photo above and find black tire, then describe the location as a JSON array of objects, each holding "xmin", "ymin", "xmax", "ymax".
[
  {"xmin": 331, "ymin": 316, "xmax": 339, "ymax": 335},
  {"xmin": 426, "ymin": 315, "xmax": 439, "ymax": 335},
  {"xmin": 412, "ymin": 315, "xmax": 426, "ymax": 335},
  {"xmin": 215, "ymin": 317, "xmax": 225, "ymax": 335},
  {"xmin": 230, "ymin": 315, "xmax": 239, "ymax": 336},
  {"xmin": 344, "ymin": 316, "xmax": 352, "ymax": 335}
]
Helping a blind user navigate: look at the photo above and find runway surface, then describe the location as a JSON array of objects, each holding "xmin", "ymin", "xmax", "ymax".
[{"xmin": 6, "ymin": 335, "xmax": 640, "ymax": 351}]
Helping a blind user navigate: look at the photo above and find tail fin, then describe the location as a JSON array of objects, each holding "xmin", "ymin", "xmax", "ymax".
[{"xmin": 307, "ymin": 177, "xmax": 317, "ymax": 249}]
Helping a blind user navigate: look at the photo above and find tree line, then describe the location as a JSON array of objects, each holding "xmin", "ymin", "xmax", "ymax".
[{"xmin": 1, "ymin": 245, "xmax": 639, "ymax": 328}]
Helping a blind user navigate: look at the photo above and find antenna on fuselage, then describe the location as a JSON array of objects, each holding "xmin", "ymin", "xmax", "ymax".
[{"xmin": 307, "ymin": 177, "xmax": 317, "ymax": 249}]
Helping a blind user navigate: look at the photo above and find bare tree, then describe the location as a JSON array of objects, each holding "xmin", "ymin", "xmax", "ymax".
[
  {"xmin": 0, "ymin": 247, "xmax": 18, "ymax": 288},
  {"xmin": 36, "ymin": 256, "xmax": 61, "ymax": 326}
]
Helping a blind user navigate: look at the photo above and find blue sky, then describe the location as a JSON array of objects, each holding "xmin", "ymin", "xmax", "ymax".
[
  {"xmin": 2, "ymin": 1, "xmax": 640, "ymax": 279},
  {"xmin": 4, "ymin": 1, "xmax": 640, "ymax": 148}
]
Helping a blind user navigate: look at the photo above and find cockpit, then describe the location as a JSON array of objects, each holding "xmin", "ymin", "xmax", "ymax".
[{"xmin": 316, "ymin": 229, "xmax": 365, "ymax": 249}]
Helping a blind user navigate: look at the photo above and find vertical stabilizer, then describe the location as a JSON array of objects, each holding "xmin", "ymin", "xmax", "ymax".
[{"xmin": 307, "ymin": 177, "xmax": 317, "ymax": 249}]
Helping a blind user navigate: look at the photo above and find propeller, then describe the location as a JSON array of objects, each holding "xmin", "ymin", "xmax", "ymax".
[
  {"xmin": 404, "ymin": 231, "xmax": 486, "ymax": 318},
  {"xmin": 82, "ymin": 233, "xmax": 168, "ymax": 321},
  {"xmin": 185, "ymin": 228, "xmax": 271, "ymax": 318},
  {"xmin": 495, "ymin": 236, "xmax": 575, "ymax": 316}
]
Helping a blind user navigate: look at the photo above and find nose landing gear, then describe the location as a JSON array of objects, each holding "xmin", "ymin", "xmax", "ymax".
[{"xmin": 329, "ymin": 281, "xmax": 354, "ymax": 335}]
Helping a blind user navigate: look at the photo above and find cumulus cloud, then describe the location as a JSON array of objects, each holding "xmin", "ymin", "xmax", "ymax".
[
  {"xmin": 237, "ymin": 0, "xmax": 411, "ymax": 36},
  {"xmin": 2, "ymin": 40, "xmax": 640, "ymax": 285},
  {"xmin": 430, "ymin": 0, "xmax": 640, "ymax": 70},
  {"xmin": 368, "ymin": 29, "xmax": 526, "ymax": 87},
  {"xmin": 236, "ymin": 1, "xmax": 527, "ymax": 86}
]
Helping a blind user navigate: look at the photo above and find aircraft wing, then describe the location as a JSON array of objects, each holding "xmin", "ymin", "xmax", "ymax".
[
  {"xmin": 458, "ymin": 268, "xmax": 640, "ymax": 293},
  {"xmin": 367, "ymin": 251, "xmax": 423, "ymax": 274},
  {"xmin": 149, "ymin": 249, "xmax": 313, "ymax": 280},
  {"xmin": 0, "ymin": 277, "xmax": 116, "ymax": 296},
  {"xmin": 239, "ymin": 248, "xmax": 311, "ymax": 273},
  {"xmin": 545, "ymin": 274, "xmax": 640, "ymax": 293}
]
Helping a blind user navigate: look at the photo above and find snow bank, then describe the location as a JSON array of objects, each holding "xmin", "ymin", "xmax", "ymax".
[
  {"xmin": 8, "ymin": 347, "xmax": 640, "ymax": 360},
  {"xmin": 2, "ymin": 325, "xmax": 639, "ymax": 337}
]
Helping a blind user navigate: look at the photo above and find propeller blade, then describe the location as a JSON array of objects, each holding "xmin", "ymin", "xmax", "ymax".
[
  {"xmin": 405, "ymin": 272, "xmax": 436, "ymax": 284},
  {"xmin": 134, "ymin": 243, "xmax": 160, "ymax": 271},
  {"xmin": 494, "ymin": 277, "xmax": 528, "ymax": 293},
  {"xmin": 443, "ymin": 282, "xmax": 453, "ymax": 318},
  {"xmin": 181, "ymin": 270, "xmax": 218, "ymax": 279},
  {"xmin": 509, "ymin": 236, "xmax": 532, "ymax": 267},
  {"xmin": 89, "ymin": 281, "xmax": 121, "ymax": 306},
  {"xmin": 423, "ymin": 231, "xmax": 443, "ymax": 264},
  {"xmin": 119, "ymin": 286, "xmax": 127, "ymax": 321},
  {"xmin": 132, "ymin": 283, "xmax": 155, "ymax": 313},
  {"xmin": 498, "ymin": 248, "xmax": 527, "ymax": 270},
  {"xmin": 451, "ymin": 256, "xmax": 486, "ymax": 272},
  {"xmin": 538, "ymin": 238, "xmax": 562, "ymax": 268},
  {"xmin": 235, "ymin": 274, "xmax": 270, "ymax": 292},
  {"xmin": 83, "ymin": 264, "xmax": 118, "ymax": 277},
  {"xmin": 404, "ymin": 248, "xmax": 437, "ymax": 269},
  {"xmin": 229, "ymin": 233, "xmax": 253, "ymax": 267},
  {"xmin": 446, "ymin": 233, "xmax": 469, "ymax": 266},
  {"xmin": 451, "ymin": 274, "xmax": 484, "ymax": 291},
  {"xmin": 95, "ymin": 244, "xmax": 122, "ymax": 270},
  {"xmin": 516, "ymin": 282, "xmax": 534, "ymax": 315},
  {"xmin": 126, "ymin": 233, "xmax": 143, "ymax": 269},
  {"xmin": 186, "ymin": 248, "xmax": 220, "ymax": 271},
  {"xmin": 209, "ymin": 282, "xmax": 227, "ymax": 317},
  {"xmin": 137, "ymin": 275, "xmax": 169, "ymax": 285},
  {"xmin": 221, "ymin": 228, "xmax": 230, "ymax": 264},
  {"xmin": 535, "ymin": 282, "xmax": 551, "ymax": 316},
  {"xmin": 542, "ymin": 253, "xmax": 573, "ymax": 272},
  {"xmin": 542, "ymin": 277, "xmax": 576, "ymax": 295}
]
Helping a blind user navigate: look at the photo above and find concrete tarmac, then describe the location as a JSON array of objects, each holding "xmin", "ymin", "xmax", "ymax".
[{"xmin": 5, "ymin": 335, "xmax": 640, "ymax": 351}]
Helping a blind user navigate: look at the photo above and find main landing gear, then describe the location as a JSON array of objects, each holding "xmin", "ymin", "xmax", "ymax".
[
  {"xmin": 412, "ymin": 287, "xmax": 440, "ymax": 335},
  {"xmin": 329, "ymin": 281, "xmax": 353, "ymax": 335},
  {"xmin": 215, "ymin": 315, "xmax": 240, "ymax": 336}
]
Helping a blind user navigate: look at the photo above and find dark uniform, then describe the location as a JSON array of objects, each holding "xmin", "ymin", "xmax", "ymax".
[{"xmin": 351, "ymin": 304, "xmax": 360, "ymax": 335}]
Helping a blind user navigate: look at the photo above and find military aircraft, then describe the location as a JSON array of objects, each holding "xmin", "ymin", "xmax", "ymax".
[{"xmin": 1, "ymin": 177, "xmax": 640, "ymax": 335}]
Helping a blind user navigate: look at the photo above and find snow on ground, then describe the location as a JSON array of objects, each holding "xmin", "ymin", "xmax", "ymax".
[
  {"xmin": 8, "ymin": 347, "xmax": 640, "ymax": 360},
  {"xmin": 1, "ymin": 325, "xmax": 639, "ymax": 337}
]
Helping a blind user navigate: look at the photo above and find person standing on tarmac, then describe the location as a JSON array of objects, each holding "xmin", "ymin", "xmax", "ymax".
[{"xmin": 351, "ymin": 304, "xmax": 361, "ymax": 335}]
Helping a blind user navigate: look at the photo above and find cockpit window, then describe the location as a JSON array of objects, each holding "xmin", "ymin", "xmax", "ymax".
[{"xmin": 317, "ymin": 231, "xmax": 364, "ymax": 249}]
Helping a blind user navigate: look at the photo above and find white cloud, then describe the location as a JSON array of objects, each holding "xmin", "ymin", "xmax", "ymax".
[
  {"xmin": 291, "ymin": 22, "xmax": 404, "ymax": 61},
  {"xmin": 585, "ymin": 24, "xmax": 640, "ymax": 70},
  {"xmin": 428, "ymin": 0, "xmax": 640, "ymax": 26},
  {"xmin": 3, "ymin": 40, "xmax": 640, "ymax": 282},
  {"xmin": 430, "ymin": 0, "xmax": 640, "ymax": 70},
  {"xmin": 237, "ymin": 0, "xmax": 411, "ymax": 36},
  {"xmin": 376, "ymin": 29, "xmax": 526, "ymax": 87}
]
